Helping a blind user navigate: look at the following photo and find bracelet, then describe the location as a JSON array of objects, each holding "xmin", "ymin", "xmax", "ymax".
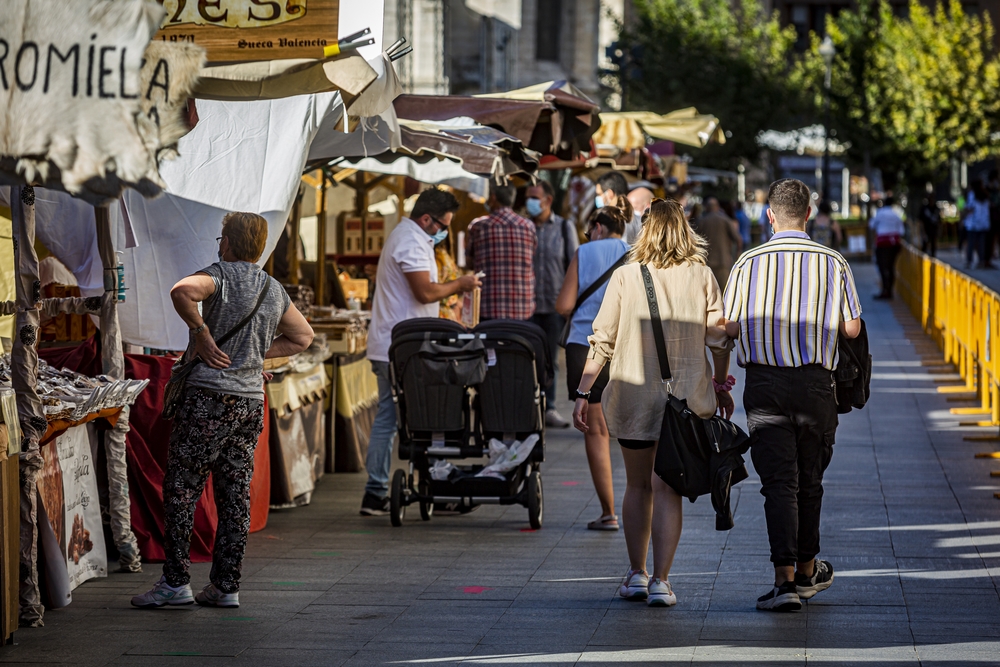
[
  {"xmin": 190, "ymin": 323, "xmax": 207, "ymax": 336},
  {"xmin": 713, "ymin": 375, "xmax": 736, "ymax": 393},
  {"xmin": 575, "ymin": 389, "xmax": 591, "ymax": 400}
]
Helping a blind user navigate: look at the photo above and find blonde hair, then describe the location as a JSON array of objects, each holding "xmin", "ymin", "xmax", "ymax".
[
  {"xmin": 630, "ymin": 198, "xmax": 707, "ymax": 268},
  {"xmin": 221, "ymin": 212, "xmax": 269, "ymax": 262}
]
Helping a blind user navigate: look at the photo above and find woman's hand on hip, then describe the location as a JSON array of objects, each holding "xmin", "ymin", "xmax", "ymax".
[
  {"xmin": 573, "ymin": 398, "xmax": 590, "ymax": 433},
  {"xmin": 194, "ymin": 327, "xmax": 231, "ymax": 370},
  {"xmin": 716, "ymin": 390, "xmax": 734, "ymax": 420}
]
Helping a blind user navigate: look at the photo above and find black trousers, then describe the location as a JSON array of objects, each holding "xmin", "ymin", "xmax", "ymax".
[
  {"xmin": 875, "ymin": 245, "xmax": 901, "ymax": 296},
  {"xmin": 744, "ymin": 364, "xmax": 838, "ymax": 567},
  {"xmin": 529, "ymin": 312, "xmax": 564, "ymax": 407},
  {"xmin": 921, "ymin": 222, "xmax": 938, "ymax": 257}
]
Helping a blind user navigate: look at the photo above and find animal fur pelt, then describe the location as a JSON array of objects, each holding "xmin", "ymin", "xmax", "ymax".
[
  {"xmin": 0, "ymin": 0, "xmax": 203, "ymax": 205},
  {"xmin": 137, "ymin": 41, "xmax": 205, "ymax": 163}
]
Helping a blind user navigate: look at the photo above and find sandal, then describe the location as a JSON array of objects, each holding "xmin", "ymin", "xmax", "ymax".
[{"xmin": 587, "ymin": 514, "xmax": 620, "ymax": 531}]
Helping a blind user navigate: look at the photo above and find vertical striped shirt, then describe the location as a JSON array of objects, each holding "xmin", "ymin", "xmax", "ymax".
[{"xmin": 723, "ymin": 231, "xmax": 862, "ymax": 370}]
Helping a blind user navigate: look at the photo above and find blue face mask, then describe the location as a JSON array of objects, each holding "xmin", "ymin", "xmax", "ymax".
[
  {"xmin": 595, "ymin": 195, "xmax": 604, "ymax": 209},
  {"xmin": 431, "ymin": 228, "xmax": 449, "ymax": 245},
  {"xmin": 525, "ymin": 197, "xmax": 543, "ymax": 217}
]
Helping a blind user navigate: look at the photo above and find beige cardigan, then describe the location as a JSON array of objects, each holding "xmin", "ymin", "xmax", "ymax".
[{"xmin": 587, "ymin": 262, "xmax": 733, "ymax": 441}]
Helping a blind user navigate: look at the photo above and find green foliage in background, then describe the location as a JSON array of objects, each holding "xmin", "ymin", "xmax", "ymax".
[
  {"xmin": 799, "ymin": 0, "xmax": 1000, "ymax": 186},
  {"xmin": 613, "ymin": 0, "xmax": 805, "ymax": 167},
  {"xmin": 613, "ymin": 0, "xmax": 1000, "ymax": 187}
]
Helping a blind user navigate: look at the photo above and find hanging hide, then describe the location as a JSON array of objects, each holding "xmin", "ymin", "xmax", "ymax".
[{"xmin": 0, "ymin": 0, "xmax": 204, "ymax": 204}]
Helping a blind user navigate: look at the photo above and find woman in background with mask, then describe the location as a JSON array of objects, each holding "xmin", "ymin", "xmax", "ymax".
[{"xmin": 556, "ymin": 197, "xmax": 631, "ymax": 531}]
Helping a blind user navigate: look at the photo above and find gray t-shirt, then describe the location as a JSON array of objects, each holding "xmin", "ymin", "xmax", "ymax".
[{"xmin": 186, "ymin": 261, "xmax": 291, "ymax": 400}]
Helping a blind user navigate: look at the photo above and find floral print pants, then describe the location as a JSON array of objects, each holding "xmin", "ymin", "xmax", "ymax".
[{"xmin": 162, "ymin": 387, "xmax": 264, "ymax": 593}]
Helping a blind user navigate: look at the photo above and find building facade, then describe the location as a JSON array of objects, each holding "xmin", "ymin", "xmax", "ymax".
[{"xmin": 383, "ymin": 0, "xmax": 611, "ymax": 98}]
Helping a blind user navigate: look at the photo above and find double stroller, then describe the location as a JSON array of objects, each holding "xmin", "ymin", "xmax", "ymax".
[{"xmin": 387, "ymin": 318, "xmax": 552, "ymax": 528}]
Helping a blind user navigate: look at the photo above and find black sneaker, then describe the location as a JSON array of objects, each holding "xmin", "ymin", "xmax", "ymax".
[
  {"xmin": 359, "ymin": 492, "xmax": 389, "ymax": 516},
  {"xmin": 795, "ymin": 559, "xmax": 834, "ymax": 600},
  {"xmin": 756, "ymin": 581, "xmax": 802, "ymax": 612}
]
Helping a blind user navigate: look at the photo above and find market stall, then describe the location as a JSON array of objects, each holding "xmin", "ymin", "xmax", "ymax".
[
  {"xmin": 1, "ymin": 0, "xmax": 398, "ymax": 629},
  {"xmin": 36, "ymin": 339, "xmax": 272, "ymax": 563},
  {"xmin": 264, "ymin": 340, "xmax": 333, "ymax": 507}
]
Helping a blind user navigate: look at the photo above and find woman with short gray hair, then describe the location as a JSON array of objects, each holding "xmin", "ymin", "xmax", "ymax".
[{"xmin": 132, "ymin": 212, "xmax": 314, "ymax": 609}]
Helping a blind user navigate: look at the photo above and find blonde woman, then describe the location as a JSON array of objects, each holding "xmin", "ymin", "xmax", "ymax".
[{"xmin": 572, "ymin": 199, "xmax": 734, "ymax": 607}]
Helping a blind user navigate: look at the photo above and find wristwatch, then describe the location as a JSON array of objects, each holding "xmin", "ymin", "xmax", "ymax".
[
  {"xmin": 191, "ymin": 323, "xmax": 207, "ymax": 336},
  {"xmin": 574, "ymin": 389, "xmax": 591, "ymax": 400}
]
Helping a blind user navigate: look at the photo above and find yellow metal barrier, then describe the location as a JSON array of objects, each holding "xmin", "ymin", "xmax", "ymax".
[{"xmin": 897, "ymin": 243, "xmax": 1000, "ymax": 430}]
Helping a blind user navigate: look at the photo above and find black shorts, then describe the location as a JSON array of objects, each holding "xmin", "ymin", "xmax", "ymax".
[
  {"xmin": 565, "ymin": 343, "xmax": 610, "ymax": 404},
  {"xmin": 618, "ymin": 439, "xmax": 655, "ymax": 450}
]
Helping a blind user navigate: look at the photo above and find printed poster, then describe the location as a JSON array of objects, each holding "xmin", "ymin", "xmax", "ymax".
[{"xmin": 37, "ymin": 424, "xmax": 108, "ymax": 595}]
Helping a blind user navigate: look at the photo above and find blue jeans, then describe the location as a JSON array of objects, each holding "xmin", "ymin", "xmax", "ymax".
[{"xmin": 364, "ymin": 360, "xmax": 397, "ymax": 498}]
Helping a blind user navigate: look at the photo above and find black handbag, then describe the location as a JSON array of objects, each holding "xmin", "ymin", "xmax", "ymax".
[
  {"xmin": 640, "ymin": 264, "xmax": 749, "ymax": 500},
  {"xmin": 416, "ymin": 337, "xmax": 488, "ymax": 386},
  {"xmin": 161, "ymin": 281, "xmax": 271, "ymax": 420},
  {"xmin": 558, "ymin": 251, "xmax": 628, "ymax": 348}
]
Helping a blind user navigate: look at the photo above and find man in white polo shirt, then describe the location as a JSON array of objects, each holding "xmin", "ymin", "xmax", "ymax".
[{"xmin": 361, "ymin": 189, "xmax": 481, "ymax": 515}]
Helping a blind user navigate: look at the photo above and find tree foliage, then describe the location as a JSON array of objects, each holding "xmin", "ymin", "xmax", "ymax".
[
  {"xmin": 614, "ymin": 0, "xmax": 1000, "ymax": 186},
  {"xmin": 801, "ymin": 0, "xmax": 1000, "ymax": 185},
  {"xmin": 613, "ymin": 0, "xmax": 804, "ymax": 166}
]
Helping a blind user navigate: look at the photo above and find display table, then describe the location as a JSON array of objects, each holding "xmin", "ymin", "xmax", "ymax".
[
  {"xmin": 332, "ymin": 353, "xmax": 379, "ymax": 473},
  {"xmin": 38, "ymin": 338, "xmax": 271, "ymax": 563},
  {"xmin": 265, "ymin": 363, "xmax": 330, "ymax": 507}
]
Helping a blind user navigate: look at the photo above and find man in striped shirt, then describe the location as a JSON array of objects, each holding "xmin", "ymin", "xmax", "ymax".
[{"xmin": 723, "ymin": 178, "xmax": 862, "ymax": 612}]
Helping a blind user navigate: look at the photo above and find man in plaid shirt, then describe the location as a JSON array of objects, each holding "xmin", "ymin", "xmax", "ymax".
[{"xmin": 468, "ymin": 184, "xmax": 538, "ymax": 320}]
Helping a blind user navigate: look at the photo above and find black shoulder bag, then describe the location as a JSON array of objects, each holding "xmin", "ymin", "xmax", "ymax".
[
  {"xmin": 161, "ymin": 281, "xmax": 272, "ymax": 420},
  {"xmin": 640, "ymin": 264, "xmax": 749, "ymax": 499},
  {"xmin": 558, "ymin": 251, "xmax": 628, "ymax": 348}
]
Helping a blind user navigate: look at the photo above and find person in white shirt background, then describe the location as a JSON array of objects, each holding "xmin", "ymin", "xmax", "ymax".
[
  {"xmin": 360, "ymin": 189, "xmax": 481, "ymax": 516},
  {"xmin": 868, "ymin": 196, "xmax": 907, "ymax": 300}
]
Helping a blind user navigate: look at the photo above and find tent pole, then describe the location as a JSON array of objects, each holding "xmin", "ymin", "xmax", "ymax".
[
  {"xmin": 10, "ymin": 186, "xmax": 45, "ymax": 627},
  {"xmin": 287, "ymin": 186, "xmax": 303, "ymax": 286},
  {"xmin": 94, "ymin": 205, "xmax": 140, "ymax": 573},
  {"xmin": 356, "ymin": 172, "xmax": 368, "ymax": 255},
  {"xmin": 316, "ymin": 170, "xmax": 328, "ymax": 308}
]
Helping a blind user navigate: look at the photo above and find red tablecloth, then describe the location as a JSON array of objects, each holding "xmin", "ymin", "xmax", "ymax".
[{"xmin": 39, "ymin": 338, "xmax": 270, "ymax": 562}]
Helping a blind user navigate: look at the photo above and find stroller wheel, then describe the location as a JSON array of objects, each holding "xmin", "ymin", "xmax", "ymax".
[
  {"xmin": 390, "ymin": 469, "xmax": 406, "ymax": 527},
  {"xmin": 527, "ymin": 468, "xmax": 543, "ymax": 530},
  {"xmin": 419, "ymin": 479, "xmax": 433, "ymax": 521}
]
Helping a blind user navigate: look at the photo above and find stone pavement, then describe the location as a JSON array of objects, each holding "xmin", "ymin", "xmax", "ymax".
[{"xmin": 3, "ymin": 262, "xmax": 1000, "ymax": 666}]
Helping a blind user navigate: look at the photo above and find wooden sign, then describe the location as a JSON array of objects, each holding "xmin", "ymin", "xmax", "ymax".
[{"xmin": 153, "ymin": 0, "xmax": 340, "ymax": 63}]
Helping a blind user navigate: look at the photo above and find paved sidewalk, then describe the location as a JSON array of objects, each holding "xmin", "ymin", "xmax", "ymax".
[{"xmin": 3, "ymin": 262, "xmax": 1000, "ymax": 665}]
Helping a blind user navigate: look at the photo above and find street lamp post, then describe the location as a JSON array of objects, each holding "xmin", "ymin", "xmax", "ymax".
[{"xmin": 819, "ymin": 36, "xmax": 836, "ymax": 206}]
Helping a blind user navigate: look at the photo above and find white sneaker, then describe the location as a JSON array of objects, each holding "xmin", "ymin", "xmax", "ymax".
[
  {"xmin": 130, "ymin": 576, "xmax": 194, "ymax": 608},
  {"xmin": 545, "ymin": 409, "xmax": 570, "ymax": 428},
  {"xmin": 647, "ymin": 578, "xmax": 677, "ymax": 607},
  {"xmin": 619, "ymin": 569, "xmax": 649, "ymax": 600},
  {"xmin": 195, "ymin": 583, "xmax": 240, "ymax": 608}
]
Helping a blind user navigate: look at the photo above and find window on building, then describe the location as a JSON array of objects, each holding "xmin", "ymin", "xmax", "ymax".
[{"xmin": 536, "ymin": 0, "xmax": 561, "ymax": 62}]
